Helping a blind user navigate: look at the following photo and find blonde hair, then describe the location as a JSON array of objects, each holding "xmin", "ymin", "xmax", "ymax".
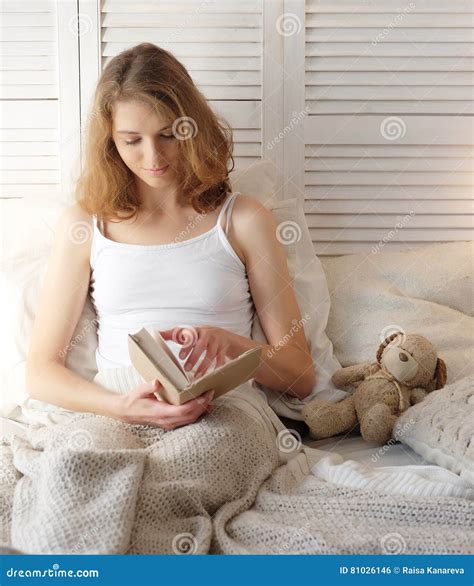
[{"xmin": 75, "ymin": 42, "xmax": 234, "ymax": 220}]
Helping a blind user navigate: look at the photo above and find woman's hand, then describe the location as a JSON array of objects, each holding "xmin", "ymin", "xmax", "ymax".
[
  {"xmin": 113, "ymin": 379, "xmax": 214, "ymax": 429},
  {"xmin": 160, "ymin": 326, "xmax": 234, "ymax": 379}
]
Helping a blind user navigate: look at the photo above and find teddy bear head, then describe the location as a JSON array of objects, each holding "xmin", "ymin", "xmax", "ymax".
[{"xmin": 376, "ymin": 332, "xmax": 447, "ymax": 391}]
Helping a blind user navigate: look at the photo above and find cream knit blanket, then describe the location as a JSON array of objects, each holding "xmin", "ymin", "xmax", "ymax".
[{"xmin": 0, "ymin": 367, "xmax": 473, "ymax": 554}]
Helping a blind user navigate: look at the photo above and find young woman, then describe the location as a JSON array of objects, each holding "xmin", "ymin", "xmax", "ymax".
[{"xmin": 26, "ymin": 43, "xmax": 316, "ymax": 431}]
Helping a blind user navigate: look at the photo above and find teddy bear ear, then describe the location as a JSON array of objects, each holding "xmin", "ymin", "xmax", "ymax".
[
  {"xmin": 434, "ymin": 357, "xmax": 447, "ymax": 390},
  {"xmin": 376, "ymin": 331, "xmax": 404, "ymax": 364}
]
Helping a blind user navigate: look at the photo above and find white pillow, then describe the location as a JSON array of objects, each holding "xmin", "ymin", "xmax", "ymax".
[
  {"xmin": 320, "ymin": 241, "xmax": 474, "ymax": 385},
  {"xmin": 394, "ymin": 376, "xmax": 474, "ymax": 484},
  {"xmin": 230, "ymin": 159, "xmax": 282, "ymax": 206}
]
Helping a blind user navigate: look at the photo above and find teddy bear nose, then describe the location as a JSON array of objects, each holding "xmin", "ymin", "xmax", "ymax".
[{"xmin": 399, "ymin": 353, "xmax": 409, "ymax": 362}]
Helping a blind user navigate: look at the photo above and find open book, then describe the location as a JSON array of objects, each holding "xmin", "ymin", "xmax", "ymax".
[{"xmin": 128, "ymin": 328, "xmax": 262, "ymax": 405}]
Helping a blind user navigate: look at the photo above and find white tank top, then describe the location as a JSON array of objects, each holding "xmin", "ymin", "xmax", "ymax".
[{"xmin": 89, "ymin": 191, "xmax": 256, "ymax": 372}]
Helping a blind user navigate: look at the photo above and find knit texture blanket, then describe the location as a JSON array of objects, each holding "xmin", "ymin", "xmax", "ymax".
[{"xmin": 1, "ymin": 367, "xmax": 473, "ymax": 555}]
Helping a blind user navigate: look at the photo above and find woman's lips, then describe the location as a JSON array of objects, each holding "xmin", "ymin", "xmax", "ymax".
[{"xmin": 144, "ymin": 165, "xmax": 169, "ymax": 177}]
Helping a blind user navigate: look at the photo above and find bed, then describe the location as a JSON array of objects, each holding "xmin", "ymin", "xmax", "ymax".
[{"xmin": 1, "ymin": 162, "xmax": 472, "ymax": 554}]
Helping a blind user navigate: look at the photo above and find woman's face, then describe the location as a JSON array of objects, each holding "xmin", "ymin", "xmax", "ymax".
[{"xmin": 111, "ymin": 99, "xmax": 180, "ymax": 187}]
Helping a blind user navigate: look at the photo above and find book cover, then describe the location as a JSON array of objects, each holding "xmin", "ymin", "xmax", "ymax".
[{"xmin": 128, "ymin": 328, "xmax": 262, "ymax": 405}]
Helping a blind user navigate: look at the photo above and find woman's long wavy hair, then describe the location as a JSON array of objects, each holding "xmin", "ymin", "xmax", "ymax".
[{"xmin": 76, "ymin": 42, "xmax": 234, "ymax": 220}]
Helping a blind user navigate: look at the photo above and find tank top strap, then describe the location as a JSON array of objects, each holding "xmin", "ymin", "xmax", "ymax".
[
  {"xmin": 92, "ymin": 214, "xmax": 105, "ymax": 236},
  {"xmin": 217, "ymin": 192, "xmax": 240, "ymax": 236}
]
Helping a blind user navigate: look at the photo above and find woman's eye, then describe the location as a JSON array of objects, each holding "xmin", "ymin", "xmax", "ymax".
[{"xmin": 125, "ymin": 135, "xmax": 173, "ymax": 145}]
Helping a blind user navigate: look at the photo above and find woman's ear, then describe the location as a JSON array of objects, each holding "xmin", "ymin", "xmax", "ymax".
[
  {"xmin": 433, "ymin": 357, "xmax": 448, "ymax": 390},
  {"xmin": 376, "ymin": 331, "xmax": 404, "ymax": 365}
]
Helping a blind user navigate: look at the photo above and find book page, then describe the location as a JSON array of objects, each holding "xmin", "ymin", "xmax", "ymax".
[{"xmin": 148, "ymin": 329, "xmax": 192, "ymax": 384}]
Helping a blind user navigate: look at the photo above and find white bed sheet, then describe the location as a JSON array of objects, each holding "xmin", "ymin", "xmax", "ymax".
[{"xmin": 302, "ymin": 430, "xmax": 474, "ymax": 499}]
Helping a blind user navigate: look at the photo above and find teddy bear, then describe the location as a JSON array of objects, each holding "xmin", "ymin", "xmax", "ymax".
[{"xmin": 302, "ymin": 332, "xmax": 447, "ymax": 444}]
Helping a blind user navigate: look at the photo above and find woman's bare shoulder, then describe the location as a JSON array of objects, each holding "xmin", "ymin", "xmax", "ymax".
[
  {"xmin": 232, "ymin": 192, "xmax": 277, "ymax": 232},
  {"xmin": 53, "ymin": 203, "xmax": 94, "ymax": 261},
  {"xmin": 58, "ymin": 202, "xmax": 93, "ymax": 225}
]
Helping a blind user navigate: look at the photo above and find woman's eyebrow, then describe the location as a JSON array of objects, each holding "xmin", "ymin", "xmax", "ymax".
[{"xmin": 116, "ymin": 126, "xmax": 171, "ymax": 134}]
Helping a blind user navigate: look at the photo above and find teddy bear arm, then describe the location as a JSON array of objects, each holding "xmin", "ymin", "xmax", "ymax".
[{"xmin": 331, "ymin": 362, "xmax": 378, "ymax": 390}]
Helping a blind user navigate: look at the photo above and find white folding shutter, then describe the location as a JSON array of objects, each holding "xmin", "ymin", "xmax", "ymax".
[
  {"xmin": 0, "ymin": 0, "xmax": 80, "ymax": 200},
  {"xmin": 79, "ymin": 0, "xmax": 266, "ymax": 170},
  {"xmin": 303, "ymin": 0, "xmax": 474, "ymax": 256},
  {"xmin": 0, "ymin": 0, "xmax": 58, "ymax": 199}
]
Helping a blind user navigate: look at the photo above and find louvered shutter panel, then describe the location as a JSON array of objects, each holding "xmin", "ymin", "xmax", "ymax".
[
  {"xmin": 303, "ymin": 0, "xmax": 474, "ymax": 256},
  {"xmin": 1, "ymin": 0, "xmax": 59, "ymax": 198},
  {"xmin": 0, "ymin": 0, "xmax": 80, "ymax": 200},
  {"xmin": 79, "ymin": 0, "xmax": 265, "ymax": 169}
]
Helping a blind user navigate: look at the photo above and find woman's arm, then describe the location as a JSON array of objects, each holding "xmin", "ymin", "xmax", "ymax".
[
  {"xmin": 25, "ymin": 204, "xmax": 120, "ymax": 417},
  {"xmin": 226, "ymin": 331, "xmax": 314, "ymax": 400},
  {"xmin": 227, "ymin": 195, "xmax": 316, "ymax": 400}
]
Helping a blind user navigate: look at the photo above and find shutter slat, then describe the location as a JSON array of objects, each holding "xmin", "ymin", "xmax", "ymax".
[
  {"xmin": 1, "ymin": 27, "xmax": 56, "ymax": 41},
  {"xmin": 313, "ymin": 241, "xmax": 444, "ymax": 256},
  {"xmin": 306, "ymin": 28, "xmax": 473, "ymax": 43},
  {"xmin": 305, "ymin": 200, "xmax": 474, "ymax": 214},
  {"xmin": 305, "ymin": 185, "xmax": 473, "ymax": 200},
  {"xmin": 102, "ymin": 0, "xmax": 261, "ymax": 13},
  {"xmin": 0, "ymin": 156, "xmax": 58, "ymax": 170},
  {"xmin": 306, "ymin": 157, "xmax": 473, "ymax": 172},
  {"xmin": 307, "ymin": 72, "xmax": 474, "ymax": 86},
  {"xmin": 102, "ymin": 13, "xmax": 261, "ymax": 27},
  {"xmin": 102, "ymin": 28, "xmax": 260, "ymax": 43},
  {"xmin": 306, "ymin": 42, "xmax": 473, "ymax": 57},
  {"xmin": 2, "ymin": 170, "xmax": 60, "ymax": 183},
  {"xmin": 309, "ymin": 228, "xmax": 474, "ymax": 242},
  {"xmin": 308, "ymin": 100, "xmax": 473, "ymax": 114},
  {"xmin": 306, "ymin": 214, "xmax": 471, "ymax": 229},
  {"xmin": 0, "ymin": 142, "xmax": 58, "ymax": 155},
  {"xmin": 305, "ymin": 171, "xmax": 474, "ymax": 186},
  {"xmin": 307, "ymin": 0, "xmax": 474, "ymax": 12},
  {"xmin": 1, "ymin": 184, "xmax": 60, "ymax": 198},
  {"xmin": 307, "ymin": 13, "xmax": 473, "ymax": 27}
]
